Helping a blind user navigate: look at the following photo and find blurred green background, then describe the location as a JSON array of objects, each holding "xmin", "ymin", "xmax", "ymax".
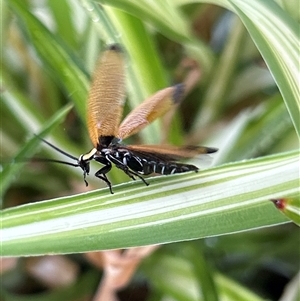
[{"xmin": 1, "ymin": 0, "xmax": 299, "ymax": 301}]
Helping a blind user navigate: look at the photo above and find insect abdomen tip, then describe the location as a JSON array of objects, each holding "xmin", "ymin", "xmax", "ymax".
[
  {"xmin": 107, "ymin": 43, "xmax": 123, "ymax": 52},
  {"xmin": 207, "ymin": 147, "xmax": 218, "ymax": 154},
  {"xmin": 172, "ymin": 83, "xmax": 185, "ymax": 104}
]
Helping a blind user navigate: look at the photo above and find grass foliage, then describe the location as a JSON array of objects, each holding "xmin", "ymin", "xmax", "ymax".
[{"xmin": 1, "ymin": 0, "xmax": 299, "ymax": 300}]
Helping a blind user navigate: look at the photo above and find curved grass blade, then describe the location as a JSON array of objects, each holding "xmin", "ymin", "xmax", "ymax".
[{"xmin": 1, "ymin": 150, "xmax": 298, "ymax": 256}]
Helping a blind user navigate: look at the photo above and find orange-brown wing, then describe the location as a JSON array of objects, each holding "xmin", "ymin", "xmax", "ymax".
[
  {"xmin": 87, "ymin": 44, "xmax": 126, "ymax": 147},
  {"xmin": 125, "ymin": 144, "xmax": 218, "ymax": 161},
  {"xmin": 117, "ymin": 84, "xmax": 185, "ymax": 140}
]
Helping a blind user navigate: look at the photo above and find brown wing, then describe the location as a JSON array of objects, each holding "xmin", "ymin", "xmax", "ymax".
[
  {"xmin": 117, "ymin": 84, "xmax": 185, "ymax": 140},
  {"xmin": 87, "ymin": 44, "xmax": 126, "ymax": 147},
  {"xmin": 125, "ymin": 144, "xmax": 218, "ymax": 161}
]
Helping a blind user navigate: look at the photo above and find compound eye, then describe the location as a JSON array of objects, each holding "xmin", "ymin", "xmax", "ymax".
[{"xmin": 77, "ymin": 155, "xmax": 89, "ymax": 173}]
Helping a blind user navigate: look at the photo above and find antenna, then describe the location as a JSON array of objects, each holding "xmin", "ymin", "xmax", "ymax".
[
  {"xmin": 35, "ymin": 135, "xmax": 78, "ymax": 161},
  {"xmin": 30, "ymin": 157, "xmax": 79, "ymax": 167}
]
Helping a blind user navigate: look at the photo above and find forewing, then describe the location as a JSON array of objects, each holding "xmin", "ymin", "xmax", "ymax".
[
  {"xmin": 87, "ymin": 44, "xmax": 126, "ymax": 147},
  {"xmin": 118, "ymin": 84, "xmax": 185, "ymax": 140}
]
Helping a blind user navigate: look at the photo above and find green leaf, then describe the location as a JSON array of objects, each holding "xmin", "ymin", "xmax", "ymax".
[
  {"xmin": 99, "ymin": 0, "xmax": 215, "ymax": 72},
  {"xmin": 47, "ymin": 0, "xmax": 77, "ymax": 48},
  {"xmin": 1, "ymin": 150, "xmax": 297, "ymax": 256},
  {"xmin": 100, "ymin": 0, "xmax": 194, "ymax": 42},
  {"xmin": 215, "ymin": 273, "xmax": 264, "ymax": 301},
  {"xmin": 0, "ymin": 104, "xmax": 73, "ymax": 199},
  {"xmin": 176, "ymin": 0, "xmax": 300, "ymax": 136},
  {"xmin": 2, "ymin": 0, "xmax": 298, "ymax": 299},
  {"xmin": 191, "ymin": 16, "xmax": 247, "ymax": 129},
  {"xmin": 8, "ymin": 0, "xmax": 89, "ymax": 120},
  {"xmin": 143, "ymin": 251, "xmax": 264, "ymax": 301},
  {"xmin": 215, "ymin": 96, "xmax": 294, "ymax": 164},
  {"xmin": 227, "ymin": 0, "xmax": 300, "ymax": 137}
]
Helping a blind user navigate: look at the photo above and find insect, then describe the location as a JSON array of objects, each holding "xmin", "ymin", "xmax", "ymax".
[{"xmin": 40, "ymin": 44, "xmax": 217, "ymax": 194}]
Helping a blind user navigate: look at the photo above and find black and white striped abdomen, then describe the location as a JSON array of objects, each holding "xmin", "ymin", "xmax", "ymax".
[
  {"xmin": 102, "ymin": 147, "xmax": 198, "ymax": 176},
  {"xmin": 142, "ymin": 160, "xmax": 198, "ymax": 175}
]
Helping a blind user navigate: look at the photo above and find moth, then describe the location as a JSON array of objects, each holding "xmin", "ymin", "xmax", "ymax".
[{"xmin": 40, "ymin": 44, "xmax": 217, "ymax": 193}]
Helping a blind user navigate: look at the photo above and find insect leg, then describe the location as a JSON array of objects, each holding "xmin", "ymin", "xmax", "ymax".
[
  {"xmin": 115, "ymin": 163, "xmax": 149, "ymax": 187},
  {"xmin": 94, "ymin": 157, "xmax": 114, "ymax": 194},
  {"xmin": 108, "ymin": 155, "xmax": 149, "ymax": 187}
]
